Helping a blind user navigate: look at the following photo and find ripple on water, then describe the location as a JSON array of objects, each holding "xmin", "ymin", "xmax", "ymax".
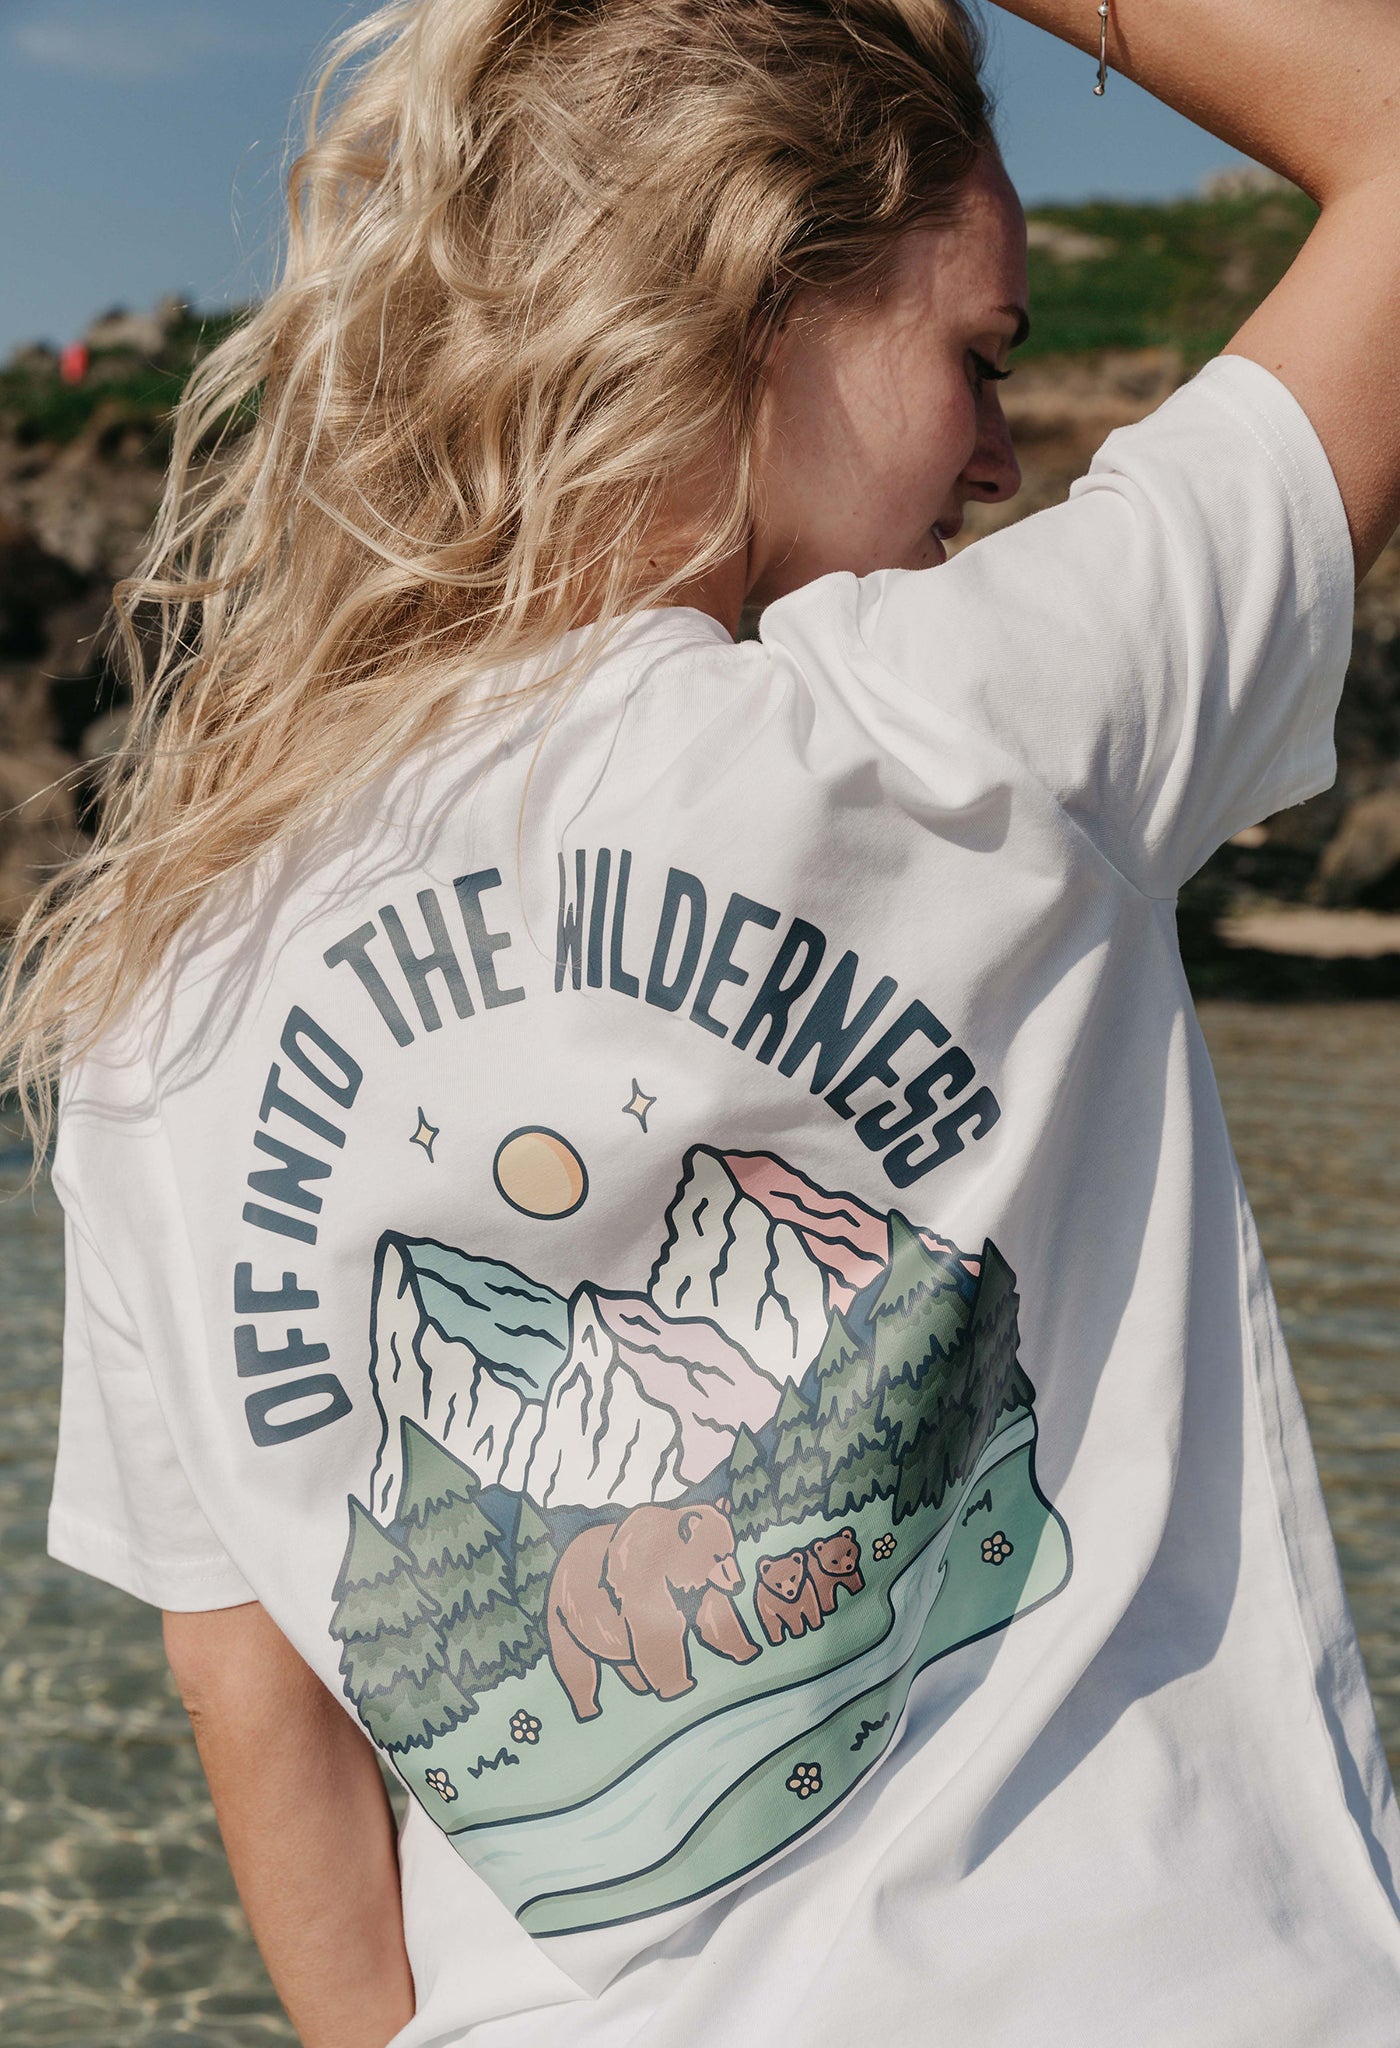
[
  {"xmin": 0, "ymin": 1153, "xmax": 290, "ymax": 2042},
  {"xmin": 1199, "ymin": 1003, "xmax": 1400, "ymax": 1779},
  {"xmin": 1, "ymin": 1005, "xmax": 1397, "ymax": 2040}
]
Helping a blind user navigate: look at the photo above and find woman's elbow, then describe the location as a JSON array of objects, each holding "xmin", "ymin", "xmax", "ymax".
[{"xmin": 162, "ymin": 1599, "xmax": 302, "ymax": 1721}]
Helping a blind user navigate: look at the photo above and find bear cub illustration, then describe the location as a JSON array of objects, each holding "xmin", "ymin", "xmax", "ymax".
[
  {"xmin": 806, "ymin": 1528, "xmax": 864, "ymax": 1613},
  {"xmin": 755, "ymin": 1530, "xmax": 866, "ymax": 1647},
  {"xmin": 547, "ymin": 1499, "xmax": 759, "ymax": 1721},
  {"xmin": 754, "ymin": 1549, "xmax": 824, "ymax": 1644}
]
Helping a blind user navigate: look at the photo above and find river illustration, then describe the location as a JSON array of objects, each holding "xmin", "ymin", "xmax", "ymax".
[{"xmin": 443, "ymin": 1416, "xmax": 1065, "ymax": 1931}]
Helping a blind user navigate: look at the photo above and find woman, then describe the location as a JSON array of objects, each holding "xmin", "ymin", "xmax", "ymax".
[{"xmin": 9, "ymin": 0, "xmax": 1399, "ymax": 2042}]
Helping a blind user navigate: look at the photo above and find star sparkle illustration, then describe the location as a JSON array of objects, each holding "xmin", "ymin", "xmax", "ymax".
[
  {"xmin": 622, "ymin": 1079, "xmax": 656, "ymax": 1132},
  {"xmin": 410, "ymin": 1108, "xmax": 439, "ymax": 1161}
]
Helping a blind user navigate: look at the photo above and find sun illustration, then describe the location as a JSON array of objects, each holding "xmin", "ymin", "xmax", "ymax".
[{"xmin": 492, "ymin": 1127, "xmax": 589, "ymax": 1219}]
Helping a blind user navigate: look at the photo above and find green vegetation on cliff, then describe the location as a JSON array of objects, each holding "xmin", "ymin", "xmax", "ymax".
[
  {"xmin": 1022, "ymin": 187, "xmax": 1316, "ymax": 361},
  {"xmin": 0, "ymin": 308, "xmax": 247, "ymax": 449},
  {"xmin": 0, "ymin": 186, "xmax": 1321, "ymax": 447}
]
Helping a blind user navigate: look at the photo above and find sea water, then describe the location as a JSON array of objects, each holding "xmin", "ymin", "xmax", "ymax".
[{"xmin": 0, "ymin": 1002, "xmax": 1395, "ymax": 2042}]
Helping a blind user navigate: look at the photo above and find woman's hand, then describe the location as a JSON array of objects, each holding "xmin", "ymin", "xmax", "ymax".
[
  {"xmin": 993, "ymin": 0, "xmax": 1400, "ymax": 580},
  {"xmin": 163, "ymin": 1600, "xmax": 416, "ymax": 2048}
]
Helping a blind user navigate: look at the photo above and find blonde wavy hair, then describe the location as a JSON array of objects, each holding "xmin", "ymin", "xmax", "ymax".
[{"xmin": 2, "ymin": 0, "xmax": 991, "ymax": 1148}]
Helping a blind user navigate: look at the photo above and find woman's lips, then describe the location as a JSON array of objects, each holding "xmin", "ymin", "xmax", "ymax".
[{"xmin": 929, "ymin": 515, "xmax": 962, "ymax": 566}]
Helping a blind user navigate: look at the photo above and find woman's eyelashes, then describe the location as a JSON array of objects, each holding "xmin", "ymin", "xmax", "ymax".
[{"xmin": 968, "ymin": 350, "xmax": 1012, "ymax": 393}]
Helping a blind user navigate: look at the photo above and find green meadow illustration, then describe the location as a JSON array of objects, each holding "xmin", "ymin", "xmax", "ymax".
[{"xmin": 328, "ymin": 1142, "xmax": 1071, "ymax": 1934}]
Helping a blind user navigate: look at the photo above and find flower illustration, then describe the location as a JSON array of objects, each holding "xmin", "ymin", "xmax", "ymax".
[
  {"xmin": 786, "ymin": 1761, "xmax": 823, "ymax": 1800},
  {"xmin": 872, "ymin": 1533, "xmax": 897, "ymax": 1562},
  {"xmin": 510, "ymin": 1709, "xmax": 542, "ymax": 1745},
  {"xmin": 981, "ymin": 1531, "xmax": 1014, "ymax": 1566},
  {"xmin": 424, "ymin": 1767, "xmax": 458, "ymax": 1802}
]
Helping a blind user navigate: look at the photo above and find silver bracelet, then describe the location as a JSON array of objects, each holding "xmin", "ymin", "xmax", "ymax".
[{"xmin": 1094, "ymin": 0, "xmax": 1109, "ymax": 95}]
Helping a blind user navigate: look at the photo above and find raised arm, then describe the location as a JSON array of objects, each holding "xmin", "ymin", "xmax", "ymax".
[
  {"xmin": 163, "ymin": 1601, "xmax": 416, "ymax": 2048},
  {"xmin": 993, "ymin": 0, "xmax": 1400, "ymax": 580}
]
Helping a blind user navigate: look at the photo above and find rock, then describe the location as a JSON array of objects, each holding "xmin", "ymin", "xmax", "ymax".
[
  {"xmin": 0, "ymin": 518, "xmax": 87, "ymax": 660},
  {"xmin": 39, "ymin": 587, "xmax": 112, "ymax": 683},
  {"xmin": 1219, "ymin": 904, "xmax": 1400, "ymax": 958},
  {"xmin": 8, "ymin": 344, "xmax": 59, "ymax": 377},
  {"xmin": 1218, "ymin": 248, "xmax": 1256, "ymax": 296},
  {"xmin": 1199, "ymin": 165, "xmax": 1296, "ymax": 200},
  {"xmin": 1025, "ymin": 220, "xmax": 1113, "ymax": 263},
  {"xmin": 1342, "ymin": 610, "xmax": 1400, "ymax": 772},
  {"xmin": 0, "ymin": 746, "xmax": 84, "ymax": 931},
  {"xmin": 81, "ymin": 298, "xmax": 189, "ymax": 359},
  {"xmin": 1257, "ymin": 784, "xmax": 1346, "ymax": 858},
  {"xmin": 1315, "ymin": 787, "xmax": 1400, "ymax": 909},
  {"xmin": 0, "ymin": 747, "xmax": 80, "ymax": 822},
  {"xmin": 0, "ymin": 666, "xmax": 61, "ymax": 754},
  {"xmin": 81, "ymin": 308, "xmax": 164, "ymax": 357},
  {"xmin": 77, "ymin": 707, "xmax": 132, "ymax": 765},
  {"xmin": 0, "ymin": 403, "xmax": 164, "ymax": 577}
]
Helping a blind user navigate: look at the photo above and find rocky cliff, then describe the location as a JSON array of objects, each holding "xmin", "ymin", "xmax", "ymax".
[{"xmin": 2, "ymin": 189, "xmax": 1397, "ymax": 957}]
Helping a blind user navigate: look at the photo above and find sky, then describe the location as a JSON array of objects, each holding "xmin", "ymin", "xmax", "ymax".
[{"xmin": 0, "ymin": 0, "xmax": 1256, "ymax": 360}]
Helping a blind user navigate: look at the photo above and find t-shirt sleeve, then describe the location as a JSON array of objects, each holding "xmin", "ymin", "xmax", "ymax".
[
  {"xmin": 48, "ymin": 1205, "xmax": 256, "ymax": 1612},
  {"xmin": 854, "ymin": 355, "xmax": 1355, "ymax": 896}
]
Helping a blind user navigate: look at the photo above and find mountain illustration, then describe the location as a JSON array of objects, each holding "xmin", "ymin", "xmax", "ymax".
[
  {"xmin": 650, "ymin": 1147, "xmax": 972, "ymax": 1340},
  {"xmin": 367, "ymin": 1236, "xmax": 566, "ymax": 1517},
  {"xmin": 368, "ymin": 1242, "xmax": 788, "ymax": 1519},
  {"xmin": 380, "ymin": 1237, "xmax": 571, "ymax": 1395},
  {"xmin": 366, "ymin": 1148, "xmax": 982, "ymax": 1519},
  {"xmin": 515, "ymin": 1285, "xmax": 786, "ymax": 1510}
]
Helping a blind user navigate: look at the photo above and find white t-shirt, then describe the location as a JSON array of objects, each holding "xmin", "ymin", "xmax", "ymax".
[{"xmin": 50, "ymin": 356, "xmax": 1400, "ymax": 2045}]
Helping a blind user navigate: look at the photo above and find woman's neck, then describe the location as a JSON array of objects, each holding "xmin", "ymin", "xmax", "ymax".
[{"xmin": 655, "ymin": 548, "xmax": 748, "ymax": 638}]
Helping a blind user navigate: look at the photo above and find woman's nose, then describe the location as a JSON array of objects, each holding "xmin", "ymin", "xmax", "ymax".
[{"xmin": 962, "ymin": 396, "xmax": 1021, "ymax": 506}]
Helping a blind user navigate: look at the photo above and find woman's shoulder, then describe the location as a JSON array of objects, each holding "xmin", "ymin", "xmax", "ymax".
[{"xmin": 758, "ymin": 355, "xmax": 1353, "ymax": 900}]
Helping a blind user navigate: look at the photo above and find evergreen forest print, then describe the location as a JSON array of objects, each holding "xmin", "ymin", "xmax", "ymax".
[{"xmin": 330, "ymin": 1430, "xmax": 558, "ymax": 1753}]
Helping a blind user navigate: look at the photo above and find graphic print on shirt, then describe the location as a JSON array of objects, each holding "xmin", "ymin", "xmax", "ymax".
[{"xmin": 327, "ymin": 1143, "xmax": 1071, "ymax": 1935}]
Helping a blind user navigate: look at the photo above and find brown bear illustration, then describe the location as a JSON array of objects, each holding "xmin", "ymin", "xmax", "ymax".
[
  {"xmin": 806, "ymin": 1528, "xmax": 864, "ymax": 1615},
  {"xmin": 754, "ymin": 1549, "xmax": 824, "ymax": 1644},
  {"xmin": 546, "ymin": 1499, "xmax": 759, "ymax": 1721}
]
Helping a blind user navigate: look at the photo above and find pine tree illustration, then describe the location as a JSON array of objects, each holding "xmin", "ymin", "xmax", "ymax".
[
  {"xmin": 869, "ymin": 1214, "xmax": 965, "ymax": 1347},
  {"xmin": 862, "ymin": 1214, "xmax": 976, "ymax": 1521},
  {"xmin": 962, "ymin": 1241, "xmax": 1035, "ymax": 1475},
  {"xmin": 329, "ymin": 1496, "xmax": 473, "ymax": 1751},
  {"xmin": 892, "ymin": 1241, "xmax": 1036, "ymax": 1521},
  {"xmin": 890, "ymin": 1322, "xmax": 973, "ymax": 1522},
  {"xmin": 941, "ymin": 1402, "xmax": 976, "ymax": 1497},
  {"xmin": 769, "ymin": 1381, "xmax": 828, "ymax": 1527},
  {"xmin": 871, "ymin": 1221, "xmax": 969, "ymax": 1466},
  {"xmin": 876, "ymin": 1366, "xmax": 931, "ymax": 1469},
  {"xmin": 813, "ymin": 1308, "xmax": 876, "ymax": 1429},
  {"xmin": 509, "ymin": 1495, "xmax": 556, "ymax": 1675},
  {"xmin": 826, "ymin": 1430, "xmax": 892, "ymax": 1517},
  {"xmin": 728, "ymin": 1422, "xmax": 776, "ymax": 1544},
  {"xmin": 813, "ymin": 1306, "xmax": 892, "ymax": 1516},
  {"xmin": 512, "ymin": 1496, "xmax": 555, "ymax": 1621},
  {"xmin": 395, "ymin": 1421, "xmax": 534, "ymax": 1696}
]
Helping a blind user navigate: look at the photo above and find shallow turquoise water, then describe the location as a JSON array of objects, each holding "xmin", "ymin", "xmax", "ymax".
[
  {"xmin": 0, "ymin": 1001, "xmax": 1395, "ymax": 2042},
  {"xmin": 1201, "ymin": 1004, "xmax": 1400, "ymax": 1781}
]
